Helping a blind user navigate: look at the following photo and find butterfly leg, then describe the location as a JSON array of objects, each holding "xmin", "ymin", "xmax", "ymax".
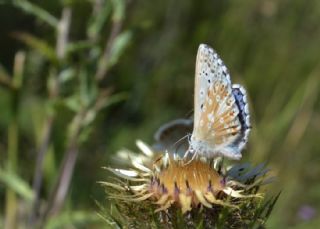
[{"xmin": 182, "ymin": 148, "xmax": 198, "ymax": 165}]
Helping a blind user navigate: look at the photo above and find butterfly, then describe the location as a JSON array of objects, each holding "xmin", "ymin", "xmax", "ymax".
[{"xmin": 189, "ymin": 44, "xmax": 251, "ymax": 160}]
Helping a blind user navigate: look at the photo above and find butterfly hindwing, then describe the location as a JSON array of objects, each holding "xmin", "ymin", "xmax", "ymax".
[
  {"xmin": 232, "ymin": 84, "xmax": 251, "ymax": 151},
  {"xmin": 153, "ymin": 119, "xmax": 193, "ymax": 156}
]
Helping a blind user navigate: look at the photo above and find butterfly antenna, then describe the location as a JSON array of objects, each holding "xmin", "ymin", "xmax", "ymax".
[{"xmin": 182, "ymin": 149, "xmax": 197, "ymax": 165}]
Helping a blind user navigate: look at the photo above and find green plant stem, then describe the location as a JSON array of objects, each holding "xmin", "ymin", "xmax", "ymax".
[
  {"xmin": 41, "ymin": 111, "xmax": 84, "ymax": 225},
  {"xmin": 29, "ymin": 7, "xmax": 71, "ymax": 227},
  {"xmin": 45, "ymin": 141, "xmax": 79, "ymax": 216},
  {"xmin": 29, "ymin": 116, "xmax": 54, "ymax": 227},
  {"xmin": 4, "ymin": 51, "xmax": 25, "ymax": 229},
  {"xmin": 95, "ymin": 19, "xmax": 123, "ymax": 81},
  {"xmin": 56, "ymin": 7, "xmax": 71, "ymax": 59},
  {"xmin": 4, "ymin": 121, "xmax": 18, "ymax": 229}
]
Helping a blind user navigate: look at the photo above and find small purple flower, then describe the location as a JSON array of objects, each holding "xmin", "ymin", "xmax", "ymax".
[{"xmin": 298, "ymin": 205, "xmax": 316, "ymax": 221}]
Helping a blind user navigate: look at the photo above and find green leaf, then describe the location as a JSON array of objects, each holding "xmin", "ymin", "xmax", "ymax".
[
  {"xmin": 0, "ymin": 63, "xmax": 12, "ymax": 89},
  {"xmin": 82, "ymin": 109, "xmax": 96, "ymax": 127},
  {"xmin": 265, "ymin": 191, "xmax": 282, "ymax": 219},
  {"xmin": 58, "ymin": 68, "xmax": 76, "ymax": 83},
  {"xmin": 96, "ymin": 92, "xmax": 128, "ymax": 111},
  {"xmin": 95, "ymin": 201, "xmax": 122, "ymax": 229},
  {"xmin": 13, "ymin": 32, "xmax": 58, "ymax": 64},
  {"xmin": 0, "ymin": 167, "xmax": 34, "ymax": 202},
  {"xmin": 107, "ymin": 31, "xmax": 132, "ymax": 68},
  {"xmin": 64, "ymin": 95, "xmax": 82, "ymax": 112},
  {"xmin": 110, "ymin": 0, "xmax": 125, "ymax": 22},
  {"xmin": 66, "ymin": 40, "xmax": 95, "ymax": 55},
  {"xmin": 87, "ymin": 0, "xmax": 111, "ymax": 39},
  {"xmin": 12, "ymin": 0, "xmax": 59, "ymax": 28}
]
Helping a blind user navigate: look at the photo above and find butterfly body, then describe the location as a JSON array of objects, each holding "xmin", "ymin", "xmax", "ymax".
[{"xmin": 189, "ymin": 44, "xmax": 251, "ymax": 160}]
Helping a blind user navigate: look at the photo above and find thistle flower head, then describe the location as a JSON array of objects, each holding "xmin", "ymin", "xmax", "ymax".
[{"xmin": 100, "ymin": 140, "xmax": 277, "ymax": 228}]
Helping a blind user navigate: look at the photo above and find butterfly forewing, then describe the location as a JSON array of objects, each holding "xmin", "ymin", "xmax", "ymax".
[{"xmin": 191, "ymin": 44, "xmax": 249, "ymax": 159}]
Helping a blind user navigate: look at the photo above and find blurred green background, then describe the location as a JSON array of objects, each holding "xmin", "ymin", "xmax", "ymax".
[{"xmin": 0, "ymin": 0, "xmax": 320, "ymax": 228}]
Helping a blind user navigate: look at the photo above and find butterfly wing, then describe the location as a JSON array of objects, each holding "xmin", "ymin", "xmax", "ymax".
[
  {"xmin": 191, "ymin": 44, "xmax": 250, "ymax": 159},
  {"xmin": 153, "ymin": 119, "xmax": 193, "ymax": 156},
  {"xmin": 231, "ymin": 84, "xmax": 251, "ymax": 152}
]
